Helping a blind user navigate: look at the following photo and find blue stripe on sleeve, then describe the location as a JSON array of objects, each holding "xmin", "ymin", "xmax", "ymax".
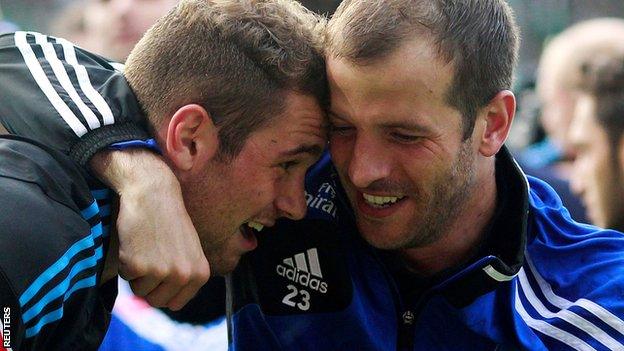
[
  {"xmin": 19, "ymin": 222, "xmax": 102, "ymax": 306},
  {"xmin": 91, "ymin": 189, "xmax": 110, "ymax": 200},
  {"xmin": 24, "ymin": 273, "xmax": 98, "ymax": 338},
  {"xmin": 80, "ymin": 200, "xmax": 99, "ymax": 220},
  {"xmin": 24, "ymin": 305, "xmax": 64, "ymax": 338},
  {"xmin": 22, "ymin": 245, "xmax": 103, "ymax": 323}
]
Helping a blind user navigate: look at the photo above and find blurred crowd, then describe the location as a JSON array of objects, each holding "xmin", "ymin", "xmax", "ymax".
[{"xmin": 2, "ymin": 0, "xmax": 624, "ymax": 349}]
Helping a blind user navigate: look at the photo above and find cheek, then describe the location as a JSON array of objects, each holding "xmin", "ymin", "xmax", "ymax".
[
  {"xmin": 329, "ymin": 137, "xmax": 353, "ymax": 169},
  {"xmin": 399, "ymin": 151, "xmax": 441, "ymax": 182},
  {"xmin": 238, "ymin": 174, "xmax": 278, "ymax": 207}
]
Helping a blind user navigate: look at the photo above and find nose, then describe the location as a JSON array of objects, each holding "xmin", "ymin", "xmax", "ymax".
[
  {"xmin": 274, "ymin": 173, "xmax": 308, "ymax": 220},
  {"xmin": 347, "ymin": 135, "xmax": 391, "ymax": 189}
]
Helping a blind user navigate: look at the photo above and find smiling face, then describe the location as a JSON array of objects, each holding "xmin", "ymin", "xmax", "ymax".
[
  {"xmin": 327, "ymin": 38, "xmax": 480, "ymax": 250},
  {"xmin": 183, "ymin": 92, "xmax": 326, "ymax": 274}
]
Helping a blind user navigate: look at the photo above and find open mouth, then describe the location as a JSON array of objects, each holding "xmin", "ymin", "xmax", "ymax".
[
  {"xmin": 237, "ymin": 221, "xmax": 266, "ymax": 251},
  {"xmin": 246, "ymin": 221, "xmax": 265, "ymax": 232},
  {"xmin": 356, "ymin": 192, "xmax": 409, "ymax": 219},
  {"xmin": 361, "ymin": 193, "xmax": 407, "ymax": 208},
  {"xmin": 238, "ymin": 225, "xmax": 258, "ymax": 251}
]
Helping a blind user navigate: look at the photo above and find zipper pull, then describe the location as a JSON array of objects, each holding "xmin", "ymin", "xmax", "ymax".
[{"xmin": 402, "ymin": 310, "xmax": 414, "ymax": 325}]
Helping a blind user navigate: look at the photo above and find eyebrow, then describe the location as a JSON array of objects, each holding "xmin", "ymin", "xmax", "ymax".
[
  {"xmin": 329, "ymin": 111, "xmax": 434, "ymax": 135},
  {"xmin": 379, "ymin": 121, "xmax": 433, "ymax": 134},
  {"xmin": 328, "ymin": 110, "xmax": 348, "ymax": 121},
  {"xmin": 279, "ymin": 144, "xmax": 324, "ymax": 158}
]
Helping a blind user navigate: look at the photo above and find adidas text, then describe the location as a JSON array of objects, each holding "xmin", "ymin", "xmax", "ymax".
[{"xmin": 276, "ymin": 265, "xmax": 328, "ymax": 293}]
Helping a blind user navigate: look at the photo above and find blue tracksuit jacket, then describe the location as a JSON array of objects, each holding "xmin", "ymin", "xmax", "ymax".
[{"xmin": 227, "ymin": 148, "xmax": 624, "ymax": 350}]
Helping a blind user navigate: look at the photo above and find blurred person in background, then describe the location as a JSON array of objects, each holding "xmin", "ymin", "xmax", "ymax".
[
  {"xmin": 569, "ymin": 52, "xmax": 624, "ymax": 231},
  {"xmin": 0, "ymin": 4, "xmax": 19, "ymax": 34},
  {"xmin": 89, "ymin": 0, "xmax": 178, "ymax": 62},
  {"xmin": 48, "ymin": 0, "xmax": 177, "ymax": 62},
  {"xmin": 48, "ymin": 0, "xmax": 106, "ymax": 54},
  {"xmin": 532, "ymin": 18, "xmax": 624, "ymax": 171},
  {"xmin": 515, "ymin": 18, "xmax": 624, "ymax": 222}
]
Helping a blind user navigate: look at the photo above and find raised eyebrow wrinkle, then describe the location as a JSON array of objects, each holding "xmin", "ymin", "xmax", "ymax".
[
  {"xmin": 380, "ymin": 121, "xmax": 432, "ymax": 133},
  {"xmin": 281, "ymin": 144, "xmax": 324, "ymax": 158}
]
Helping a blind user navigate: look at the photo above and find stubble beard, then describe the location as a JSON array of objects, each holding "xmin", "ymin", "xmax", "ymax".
[
  {"xmin": 402, "ymin": 140, "xmax": 477, "ymax": 249},
  {"xmin": 183, "ymin": 163, "xmax": 240, "ymax": 276}
]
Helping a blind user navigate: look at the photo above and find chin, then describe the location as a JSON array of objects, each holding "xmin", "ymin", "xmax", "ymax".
[
  {"xmin": 358, "ymin": 224, "xmax": 409, "ymax": 250},
  {"xmin": 358, "ymin": 219, "xmax": 438, "ymax": 250}
]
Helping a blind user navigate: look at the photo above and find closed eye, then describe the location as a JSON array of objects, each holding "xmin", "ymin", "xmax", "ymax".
[
  {"xmin": 279, "ymin": 160, "xmax": 300, "ymax": 171},
  {"xmin": 329, "ymin": 124, "xmax": 355, "ymax": 136},
  {"xmin": 390, "ymin": 132, "xmax": 420, "ymax": 143}
]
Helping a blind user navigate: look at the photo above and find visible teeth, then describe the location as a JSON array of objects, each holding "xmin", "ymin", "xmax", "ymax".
[
  {"xmin": 362, "ymin": 193, "xmax": 403, "ymax": 206},
  {"xmin": 247, "ymin": 221, "xmax": 264, "ymax": 232}
]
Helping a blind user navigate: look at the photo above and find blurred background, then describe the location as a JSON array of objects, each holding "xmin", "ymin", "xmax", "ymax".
[{"xmin": 3, "ymin": 0, "xmax": 624, "ymax": 85}]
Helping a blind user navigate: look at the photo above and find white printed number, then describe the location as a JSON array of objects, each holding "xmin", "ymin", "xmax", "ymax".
[{"xmin": 281, "ymin": 284, "xmax": 310, "ymax": 311}]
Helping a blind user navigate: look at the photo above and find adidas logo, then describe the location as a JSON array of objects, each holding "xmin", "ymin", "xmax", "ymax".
[{"xmin": 276, "ymin": 248, "xmax": 328, "ymax": 294}]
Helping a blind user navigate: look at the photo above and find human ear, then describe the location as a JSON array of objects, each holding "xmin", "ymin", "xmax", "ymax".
[
  {"xmin": 477, "ymin": 90, "xmax": 516, "ymax": 157},
  {"xmin": 162, "ymin": 104, "xmax": 219, "ymax": 173}
]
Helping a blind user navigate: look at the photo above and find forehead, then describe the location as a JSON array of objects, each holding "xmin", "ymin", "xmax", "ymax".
[
  {"xmin": 246, "ymin": 92, "xmax": 326, "ymax": 158},
  {"xmin": 327, "ymin": 38, "xmax": 457, "ymax": 124}
]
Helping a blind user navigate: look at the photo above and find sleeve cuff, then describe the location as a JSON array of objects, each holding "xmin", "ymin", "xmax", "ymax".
[{"xmin": 68, "ymin": 123, "xmax": 150, "ymax": 168}]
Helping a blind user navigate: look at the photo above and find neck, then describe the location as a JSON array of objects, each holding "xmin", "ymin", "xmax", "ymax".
[{"xmin": 399, "ymin": 161, "xmax": 498, "ymax": 276}]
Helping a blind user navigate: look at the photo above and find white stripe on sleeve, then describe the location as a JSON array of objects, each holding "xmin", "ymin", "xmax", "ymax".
[
  {"xmin": 14, "ymin": 31, "xmax": 88, "ymax": 137},
  {"xmin": 515, "ymin": 284, "xmax": 596, "ymax": 351},
  {"xmin": 31, "ymin": 32, "xmax": 101, "ymax": 130},
  {"xmin": 526, "ymin": 255, "xmax": 624, "ymax": 337},
  {"xmin": 55, "ymin": 37, "xmax": 116, "ymax": 126},
  {"xmin": 518, "ymin": 268, "xmax": 623, "ymax": 350}
]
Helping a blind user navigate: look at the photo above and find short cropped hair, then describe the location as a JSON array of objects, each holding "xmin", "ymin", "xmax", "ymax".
[
  {"xmin": 326, "ymin": 0, "xmax": 519, "ymax": 138},
  {"xmin": 578, "ymin": 53, "xmax": 624, "ymax": 149},
  {"xmin": 124, "ymin": 0, "xmax": 327, "ymax": 159}
]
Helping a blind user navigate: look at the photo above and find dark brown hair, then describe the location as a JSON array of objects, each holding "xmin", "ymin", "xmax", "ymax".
[{"xmin": 326, "ymin": 0, "xmax": 519, "ymax": 138}]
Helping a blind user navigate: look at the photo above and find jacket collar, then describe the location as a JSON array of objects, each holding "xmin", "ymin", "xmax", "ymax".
[{"xmin": 434, "ymin": 146, "xmax": 529, "ymax": 307}]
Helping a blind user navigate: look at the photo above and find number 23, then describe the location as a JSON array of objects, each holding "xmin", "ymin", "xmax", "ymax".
[{"xmin": 282, "ymin": 284, "xmax": 310, "ymax": 311}]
